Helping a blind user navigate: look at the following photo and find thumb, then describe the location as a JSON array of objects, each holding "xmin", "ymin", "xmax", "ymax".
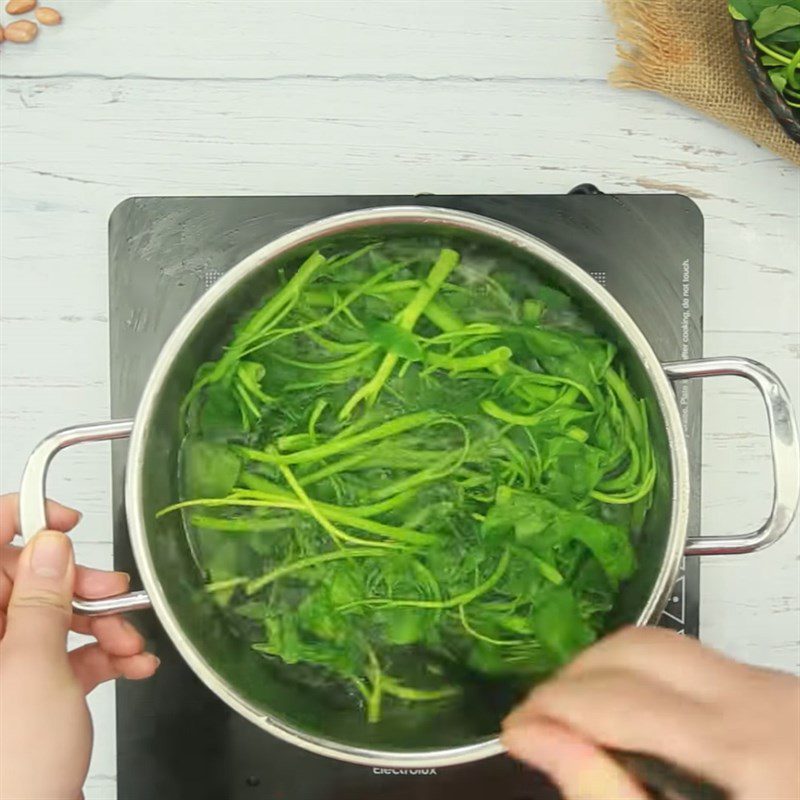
[{"xmin": 6, "ymin": 530, "xmax": 75, "ymax": 655}]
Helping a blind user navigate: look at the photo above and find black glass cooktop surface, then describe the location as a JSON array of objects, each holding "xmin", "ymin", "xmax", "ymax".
[{"xmin": 109, "ymin": 190, "xmax": 702, "ymax": 800}]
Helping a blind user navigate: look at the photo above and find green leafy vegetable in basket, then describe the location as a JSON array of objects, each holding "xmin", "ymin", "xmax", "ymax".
[
  {"xmin": 729, "ymin": 1, "xmax": 800, "ymax": 109},
  {"xmin": 159, "ymin": 240, "xmax": 656, "ymax": 723}
]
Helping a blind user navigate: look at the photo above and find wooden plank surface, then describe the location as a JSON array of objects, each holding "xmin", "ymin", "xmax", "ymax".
[
  {"xmin": 0, "ymin": 1, "xmax": 616, "ymax": 79},
  {"xmin": 1, "ymin": 2, "xmax": 798, "ymax": 798}
]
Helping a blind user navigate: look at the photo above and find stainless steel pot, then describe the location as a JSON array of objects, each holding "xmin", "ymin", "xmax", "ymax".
[{"xmin": 18, "ymin": 207, "xmax": 800, "ymax": 768}]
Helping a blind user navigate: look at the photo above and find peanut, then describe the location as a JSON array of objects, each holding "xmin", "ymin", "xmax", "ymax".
[
  {"xmin": 35, "ymin": 6, "xmax": 60, "ymax": 24},
  {"xmin": 5, "ymin": 0, "xmax": 36, "ymax": 14},
  {"xmin": 4, "ymin": 19, "xmax": 38, "ymax": 42}
]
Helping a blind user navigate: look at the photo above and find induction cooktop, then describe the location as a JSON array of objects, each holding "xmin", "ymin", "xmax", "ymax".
[{"xmin": 108, "ymin": 189, "xmax": 702, "ymax": 800}]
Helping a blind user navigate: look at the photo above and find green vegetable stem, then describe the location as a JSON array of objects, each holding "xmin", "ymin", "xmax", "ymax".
[{"xmin": 160, "ymin": 239, "xmax": 655, "ymax": 723}]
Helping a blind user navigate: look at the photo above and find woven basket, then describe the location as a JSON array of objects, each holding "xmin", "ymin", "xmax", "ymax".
[{"xmin": 733, "ymin": 18, "xmax": 800, "ymax": 144}]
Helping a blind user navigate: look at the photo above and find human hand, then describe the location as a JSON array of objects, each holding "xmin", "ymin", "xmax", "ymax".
[
  {"xmin": 0, "ymin": 493, "xmax": 159, "ymax": 800},
  {"xmin": 502, "ymin": 626, "xmax": 800, "ymax": 800}
]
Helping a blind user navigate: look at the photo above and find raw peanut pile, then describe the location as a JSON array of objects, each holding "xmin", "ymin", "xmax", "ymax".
[{"xmin": 1, "ymin": 0, "xmax": 61, "ymax": 46}]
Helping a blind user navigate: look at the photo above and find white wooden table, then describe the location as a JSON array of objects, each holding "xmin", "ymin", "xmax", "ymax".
[{"xmin": 1, "ymin": 2, "xmax": 798, "ymax": 797}]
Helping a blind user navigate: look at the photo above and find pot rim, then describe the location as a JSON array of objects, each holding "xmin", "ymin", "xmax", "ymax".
[{"xmin": 125, "ymin": 206, "xmax": 690, "ymax": 767}]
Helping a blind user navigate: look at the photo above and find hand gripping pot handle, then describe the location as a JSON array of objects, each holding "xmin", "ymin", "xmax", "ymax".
[
  {"xmin": 664, "ymin": 357, "xmax": 800, "ymax": 556},
  {"xmin": 18, "ymin": 420, "xmax": 151, "ymax": 616}
]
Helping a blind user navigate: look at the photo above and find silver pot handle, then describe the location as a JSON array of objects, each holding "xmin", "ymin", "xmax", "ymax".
[
  {"xmin": 19, "ymin": 420, "xmax": 152, "ymax": 615},
  {"xmin": 663, "ymin": 358, "xmax": 799, "ymax": 556}
]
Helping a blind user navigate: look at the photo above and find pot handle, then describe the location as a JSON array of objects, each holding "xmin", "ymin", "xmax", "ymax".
[
  {"xmin": 663, "ymin": 358, "xmax": 799, "ymax": 556},
  {"xmin": 18, "ymin": 420, "xmax": 152, "ymax": 615}
]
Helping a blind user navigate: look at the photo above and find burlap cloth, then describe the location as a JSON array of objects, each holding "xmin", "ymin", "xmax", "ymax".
[{"xmin": 606, "ymin": 0, "xmax": 800, "ymax": 166}]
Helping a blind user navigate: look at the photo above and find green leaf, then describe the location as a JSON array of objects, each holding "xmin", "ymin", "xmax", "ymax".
[
  {"xmin": 541, "ymin": 436, "xmax": 605, "ymax": 504},
  {"xmin": 763, "ymin": 24, "xmax": 800, "ymax": 43},
  {"xmin": 572, "ymin": 558, "xmax": 614, "ymax": 618},
  {"xmin": 534, "ymin": 285, "xmax": 572, "ymax": 311},
  {"xmin": 378, "ymin": 607, "xmax": 430, "ymax": 645},
  {"xmin": 328, "ymin": 569, "xmax": 363, "ymax": 607},
  {"xmin": 553, "ymin": 514, "xmax": 636, "ymax": 584},
  {"xmin": 770, "ymin": 69, "xmax": 789, "ymax": 91},
  {"xmin": 365, "ymin": 319, "xmax": 424, "ymax": 360},
  {"xmin": 482, "ymin": 488, "xmax": 635, "ymax": 584},
  {"xmin": 753, "ymin": 5, "xmax": 800, "ymax": 38},
  {"xmin": 522, "ymin": 298, "xmax": 546, "ymax": 323},
  {"xmin": 298, "ymin": 590, "xmax": 347, "ymax": 641},
  {"xmin": 533, "ymin": 587, "xmax": 595, "ymax": 663},
  {"xmin": 481, "ymin": 485, "xmax": 555, "ymax": 542},
  {"xmin": 199, "ymin": 382, "xmax": 245, "ymax": 436},
  {"xmin": 519, "ymin": 328, "xmax": 613, "ymax": 402},
  {"xmin": 181, "ymin": 440, "xmax": 241, "ymax": 498},
  {"xmin": 728, "ymin": 1, "xmax": 750, "ymax": 20},
  {"xmin": 730, "ymin": 0, "xmax": 800, "ymax": 20}
]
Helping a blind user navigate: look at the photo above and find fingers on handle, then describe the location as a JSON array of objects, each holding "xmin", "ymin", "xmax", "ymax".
[
  {"xmin": 5, "ymin": 530, "xmax": 75, "ymax": 653},
  {"xmin": 2, "ymin": 543, "xmax": 130, "ymax": 599},
  {"xmin": 0, "ymin": 492, "xmax": 81, "ymax": 544},
  {"xmin": 503, "ymin": 718, "xmax": 648, "ymax": 800},
  {"xmin": 2, "ymin": 544, "xmax": 133, "ymax": 639},
  {"xmin": 89, "ymin": 615, "xmax": 146, "ymax": 657},
  {"xmin": 75, "ymin": 566, "xmax": 130, "ymax": 599},
  {"xmin": 69, "ymin": 644, "xmax": 160, "ymax": 694},
  {"xmin": 0, "ymin": 568, "xmax": 11, "ymax": 624}
]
